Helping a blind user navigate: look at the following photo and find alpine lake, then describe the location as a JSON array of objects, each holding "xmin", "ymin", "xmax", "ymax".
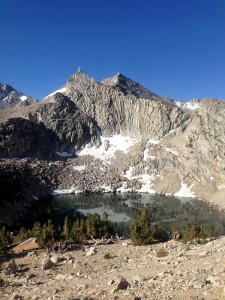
[{"xmin": 23, "ymin": 193, "xmax": 225, "ymax": 238}]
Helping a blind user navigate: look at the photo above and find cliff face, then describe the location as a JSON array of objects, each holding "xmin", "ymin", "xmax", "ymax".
[
  {"xmin": 0, "ymin": 71, "xmax": 225, "ymax": 225},
  {"xmin": 65, "ymin": 71, "xmax": 189, "ymax": 139}
]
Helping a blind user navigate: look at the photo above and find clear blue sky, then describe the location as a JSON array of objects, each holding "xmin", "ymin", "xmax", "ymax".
[{"xmin": 1, "ymin": 0, "xmax": 225, "ymax": 101}]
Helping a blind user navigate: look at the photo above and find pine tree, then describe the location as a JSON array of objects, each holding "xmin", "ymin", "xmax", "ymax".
[{"xmin": 130, "ymin": 207, "xmax": 153, "ymax": 245}]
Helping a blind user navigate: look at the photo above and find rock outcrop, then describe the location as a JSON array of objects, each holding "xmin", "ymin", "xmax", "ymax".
[{"xmin": 0, "ymin": 93, "xmax": 99, "ymax": 159}]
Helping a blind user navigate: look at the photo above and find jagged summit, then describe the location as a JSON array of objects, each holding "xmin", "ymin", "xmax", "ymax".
[
  {"xmin": 0, "ymin": 83, "xmax": 36, "ymax": 109},
  {"xmin": 101, "ymin": 72, "xmax": 164, "ymax": 101}
]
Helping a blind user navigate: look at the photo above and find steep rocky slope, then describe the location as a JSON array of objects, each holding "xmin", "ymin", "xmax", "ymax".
[
  {"xmin": 0, "ymin": 93, "xmax": 99, "ymax": 159},
  {"xmin": 0, "ymin": 71, "xmax": 225, "ymax": 225}
]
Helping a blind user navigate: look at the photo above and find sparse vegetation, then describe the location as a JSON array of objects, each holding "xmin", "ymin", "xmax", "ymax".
[
  {"xmin": 0, "ymin": 207, "xmax": 214, "ymax": 252},
  {"xmin": 0, "ymin": 214, "xmax": 111, "ymax": 250},
  {"xmin": 156, "ymin": 246, "xmax": 169, "ymax": 257},
  {"xmin": 104, "ymin": 253, "xmax": 113, "ymax": 259},
  {"xmin": 182, "ymin": 223, "xmax": 212, "ymax": 244}
]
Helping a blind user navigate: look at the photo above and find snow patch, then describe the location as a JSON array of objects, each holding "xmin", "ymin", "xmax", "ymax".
[
  {"xmin": 56, "ymin": 151, "xmax": 73, "ymax": 157},
  {"xmin": 143, "ymin": 138, "xmax": 160, "ymax": 161},
  {"xmin": 123, "ymin": 166, "xmax": 135, "ymax": 179},
  {"xmin": 176, "ymin": 101, "xmax": 199, "ymax": 110},
  {"xmin": 137, "ymin": 170, "xmax": 157, "ymax": 194},
  {"xmin": 101, "ymin": 185, "xmax": 114, "ymax": 193},
  {"xmin": 148, "ymin": 139, "xmax": 160, "ymax": 145},
  {"xmin": 73, "ymin": 165, "xmax": 86, "ymax": 171},
  {"xmin": 20, "ymin": 95, "xmax": 28, "ymax": 101},
  {"xmin": 77, "ymin": 134, "xmax": 137, "ymax": 162},
  {"xmin": 164, "ymin": 147, "xmax": 178, "ymax": 156},
  {"xmin": 116, "ymin": 185, "xmax": 133, "ymax": 193},
  {"xmin": 143, "ymin": 148, "xmax": 149, "ymax": 161},
  {"xmin": 149, "ymin": 155, "xmax": 156, "ymax": 160},
  {"xmin": 174, "ymin": 182, "xmax": 195, "ymax": 198},
  {"xmin": 46, "ymin": 87, "xmax": 67, "ymax": 98},
  {"xmin": 52, "ymin": 187, "xmax": 82, "ymax": 195}
]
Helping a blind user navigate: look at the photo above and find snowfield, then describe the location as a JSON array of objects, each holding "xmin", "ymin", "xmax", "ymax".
[{"xmin": 77, "ymin": 134, "xmax": 137, "ymax": 162}]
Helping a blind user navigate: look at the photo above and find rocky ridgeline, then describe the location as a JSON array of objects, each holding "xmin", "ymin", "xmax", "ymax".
[{"xmin": 1, "ymin": 237, "xmax": 225, "ymax": 299}]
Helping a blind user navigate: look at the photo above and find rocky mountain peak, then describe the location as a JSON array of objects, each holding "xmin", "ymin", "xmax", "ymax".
[
  {"xmin": 67, "ymin": 69, "xmax": 96, "ymax": 86},
  {"xmin": 0, "ymin": 83, "xmax": 14, "ymax": 94},
  {"xmin": 101, "ymin": 72, "xmax": 166, "ymax": 102},
  {"xmin": 0, "ymin": 83, "xmax": 37, "ymax": 110}
]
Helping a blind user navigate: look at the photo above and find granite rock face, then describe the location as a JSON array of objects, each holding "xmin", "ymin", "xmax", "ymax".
[{"xmin": 65, "ymin": 71, "xmax": 189, "ymax": 138}]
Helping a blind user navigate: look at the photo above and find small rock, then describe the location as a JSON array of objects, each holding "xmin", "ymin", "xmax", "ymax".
[
  {"xmin": 108, "ymin": 279, "xmax": 115, "ymax": 285},
  {"xmin": 4, "ymin": 259, "xmax": 18, "ymax": 275},
  {"xmin": 42, "ymin": 258, "xmax": 55, "ymax": 270},
  {"xmin": 55, "ymin": 274, "xmax": 67, "ymax": 280},
  {"xmin": 131, "ymin": 275, "xmax": 143, "ymax": 285},
  {"xmin": 51, "ymin": 254, "xmax": 61, "ymax": 264},
  {"xmin": 77, "ymin": 283, "xmax": 87, "ymax": 289},
  {"xmin": 86, "ymin": 247, "xmax": 97, "ymax": 256},
  {"xmin": 11, "ymin": 295, "xmax": 23, "ymax": 300},
  {"xmin": 112, "ymin": 276, "xmax": 129, "ymax": 293},
  {"xmin": 73, "ymin": 260, "xmax": 82, "ymax": 268}
]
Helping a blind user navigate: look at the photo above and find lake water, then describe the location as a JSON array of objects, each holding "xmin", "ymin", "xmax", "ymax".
[{"xmin": 25, "ymin": 193, "xmax": 225, "ymax": 237}]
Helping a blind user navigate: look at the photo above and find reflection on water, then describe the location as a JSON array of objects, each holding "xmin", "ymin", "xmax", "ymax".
[{"xmin": 26, "ymin": 193, "xmax": 225, "ymax": 237}]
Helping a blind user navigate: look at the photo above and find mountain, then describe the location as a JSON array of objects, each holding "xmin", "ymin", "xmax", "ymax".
[
  {"xmin": 0, "ymin": 83, "xmax": 37, "ymax": 109},
  {"xmin": 0, "ymin": 70, "xmax": 225, "ymax": 224},
  {"xmin": 45, "ymin": 70, "xmax": 188, "ymax": 138},
  {"xmin": 101, "ymin": 72, "xmax": 167, "ymax": 101}
]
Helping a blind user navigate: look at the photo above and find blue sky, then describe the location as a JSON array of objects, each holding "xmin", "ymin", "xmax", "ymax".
[{"xmin": 1, "ymin": 0, "xmax": 225, "ymax": 101}]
